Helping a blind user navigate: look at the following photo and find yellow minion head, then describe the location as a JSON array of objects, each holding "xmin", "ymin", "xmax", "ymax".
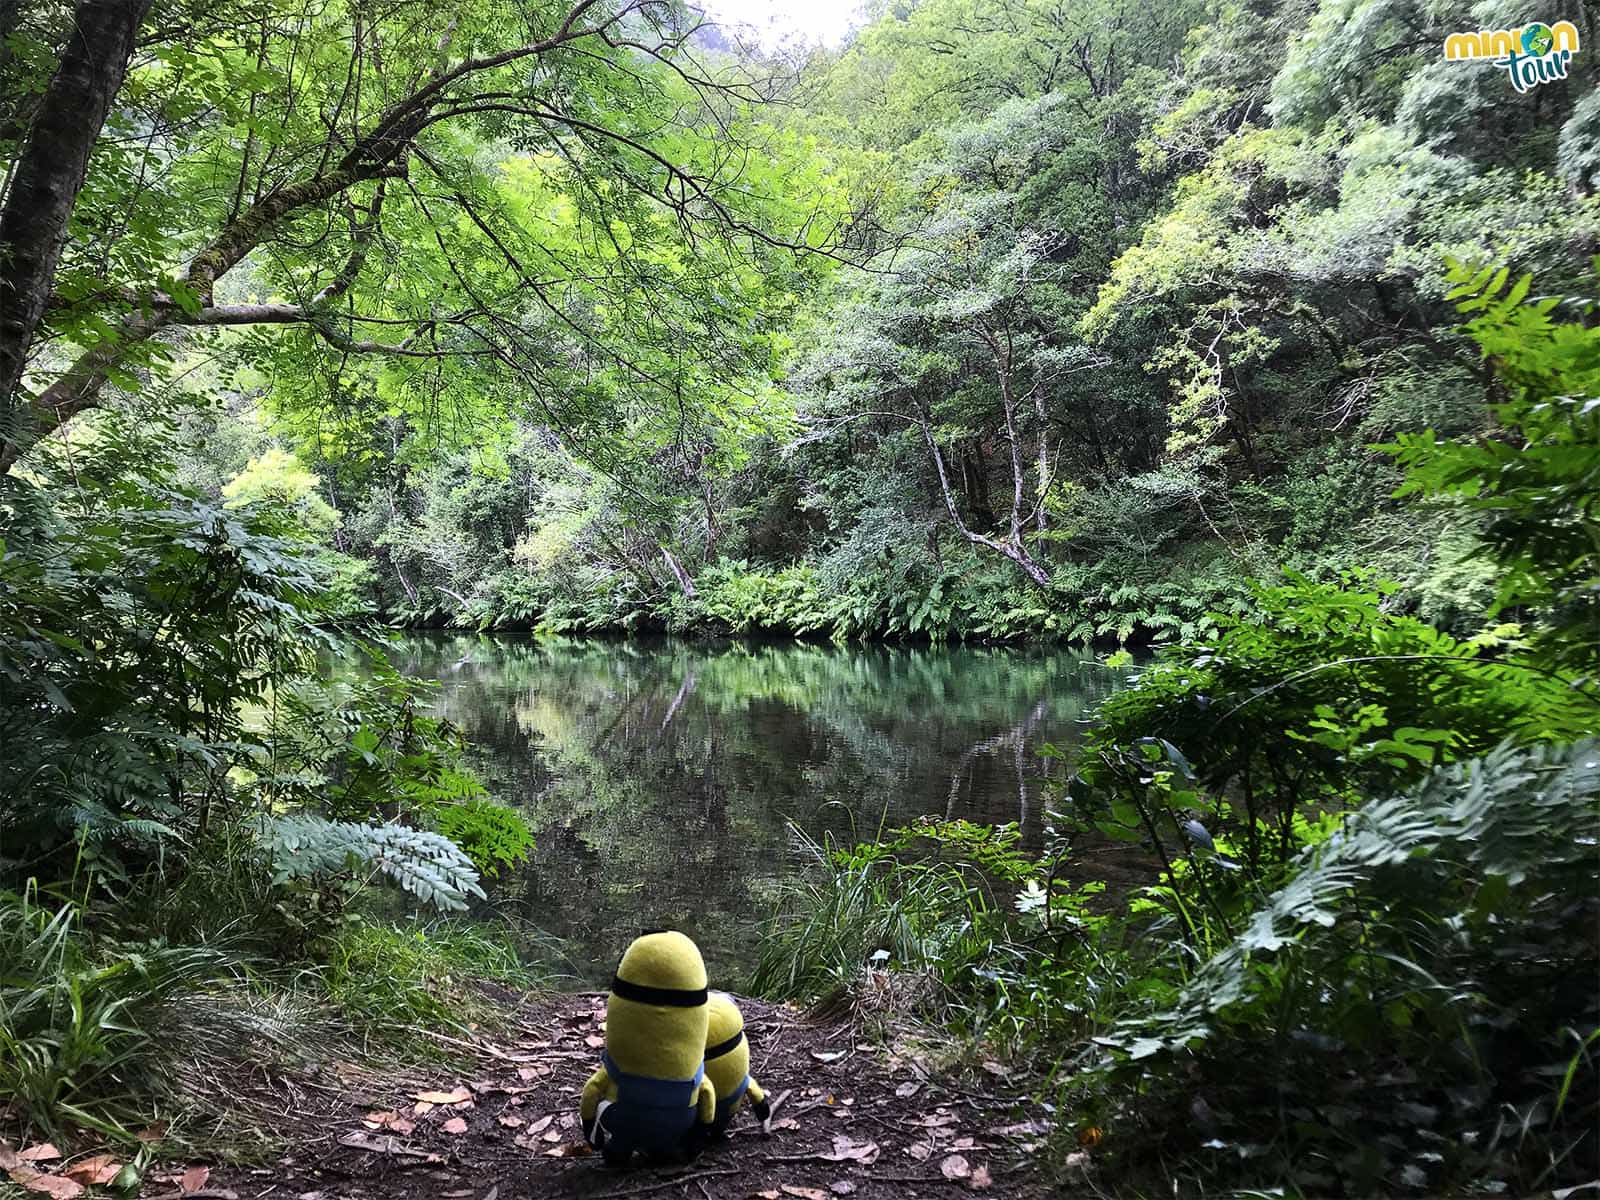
[
  {"xmin": 706, "ymin": 990, "xmax": 745, "ymax": 1051},
  {"xmin": 605, "ymin": 930, "xmax": 710, "ymax": 1081}
]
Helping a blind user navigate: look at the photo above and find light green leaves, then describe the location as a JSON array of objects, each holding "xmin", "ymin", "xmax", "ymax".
[{"xmin": 263, "ymin": 815, "xmax": 488, "ymax": 912}]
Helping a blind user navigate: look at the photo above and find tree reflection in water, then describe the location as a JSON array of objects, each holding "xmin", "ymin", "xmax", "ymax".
[{"xmin": 379, "ymin": 635, "xmax": 1126, "ymax": 982}]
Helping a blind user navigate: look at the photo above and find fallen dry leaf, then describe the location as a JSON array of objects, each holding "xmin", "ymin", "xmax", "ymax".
[
  {"xmin": 894, "ymin": 1081, "xmax": 921, "ymax": 1098},
  {"xmin": 990, "ymin": 1120, "xmax": 1050, "ymax": 1138},
  {"xmin": 753, "ymin": 1191, "xmax": 781, "ymax": 1199},
  {"xmin": 773, "ymin": 1118, "xmax": 801, "ymax": 1131},
  {"xmin": 413, "ymin": 1101, "xmax": 435, "ymax": 1116},
  {"xmin": 583, "ymin": 1035, "xmax": 605, "ymax": 1049},
  {"xmin": 810, "ymin": 1050, "xmax": 846, "ymax": 1063},
  {"xmin": 969, "ymin": 1165, "xmax": 993, "ymax": 1191},
  {"xmin": 180, "ymin": 1165, "xmax": 211, "ymax": 1193},
  {"xmin": 980, "ymin": 1061, "xmax": 1006, "ymax": 1077},
  {"xmin": 136, "ymin": 1122, "xmax": 168, "ymax": 1143},
  {"xmin": 542, "ymin": 1142, "xmax": 591, "ymax": 1158},
  {"xmin": 8, "ymin": 1167, "xmax": 85, "ymax": 1200},
  {"xmin": 541, "ymin": 1130, "xmax": 561, "ymax": 1143},
  {"xmin": 820, "ymin": 1135, "xmax": 879, "ymax": 1165},
  {"xmin": 830, "ymin": 1182, "xmax": 857, "ymax": 1196},
  {"xmin": 497, "ymin": 1114, "xmax": 523, "ymax": 1128},
  {"xmin": 922, "ymin": 1110, "xmax": 959, "ymax": 1128},
  {"xmin": 363, "ymin": 1111, "xmax": 416, "ymax": 1136},
  {"xmin": 414, "ymin": 1087, "xmax": 473, "ymax": 1106},
  {"xmin": 779, "ymin": 1188, "xmax": 829, "ymax": 1200},
  {"xmin": 941, "ymin": 1154, "xmax": 972, "ymax": 1181},
  {"xmin": 523, "ymin": 1115, "xmax": 554, "ymax": 1136},
  {"xmin": 1063, "ymin": 1151, "xmax": 1089, "ymax": 1170},
  {"xmin": 63, "ymin": 1155, "xmax": 121, "ymax": 1187},
  {"xmin": 441, "ymin": 1117, "xmax": 469, "ymax": 1135},
  {"xmin": 17, "ymin": 1146, "xmax": 61, "ymax": 1164},
  {"xmin": 906, "ymin": 1140, "xmax": 933, "ymax": 1162},
  {"xmin": 0, "ymin": 1145, "xmax": 19, "ymax": 1172}
]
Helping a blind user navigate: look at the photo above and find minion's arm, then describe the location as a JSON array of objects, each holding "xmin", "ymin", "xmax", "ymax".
[
  {"xmin": 747, "ymin": 1075, "xmax": 773, "ymax": 1133},
  {"xmin": 580, "ymin": 1066, "xmax": 614, "ymax": 1143},
  {"xmin": 694, "ymin": 1076, "xmax": 718, "ymax": 1126}
]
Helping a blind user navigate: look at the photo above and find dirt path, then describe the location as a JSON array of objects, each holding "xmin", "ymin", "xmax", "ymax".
[{"xmin": 192, "ymin": 994, "xmax": 1056, "ymax": 1200}]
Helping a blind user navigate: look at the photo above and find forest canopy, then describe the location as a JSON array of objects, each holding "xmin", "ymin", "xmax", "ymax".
[{"xmin": 2, "ymin": 0, "xmax": 1595, "ymax": 641}]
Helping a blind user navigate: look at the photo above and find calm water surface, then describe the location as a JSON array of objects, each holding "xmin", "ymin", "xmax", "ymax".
[{"xmin": 385, "ymin": 634, "xmax": 1125, "ymax": 983}]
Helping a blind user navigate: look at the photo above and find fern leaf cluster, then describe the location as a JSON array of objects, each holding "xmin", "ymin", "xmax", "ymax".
[{"xmin": 264, "ymin": 815, "xmax": 487, "ymax": 912}]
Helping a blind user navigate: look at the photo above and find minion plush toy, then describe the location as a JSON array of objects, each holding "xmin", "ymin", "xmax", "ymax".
[
  {"xmin": 704, "ymin": 991, "xmax": 772, "ymax": 1136},
  {"xmin": 580, "ymin": 930, "xmax": 717, "ymax": 1164}
]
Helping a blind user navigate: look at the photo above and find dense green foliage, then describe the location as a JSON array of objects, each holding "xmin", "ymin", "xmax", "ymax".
[
  {"xmin": 133, "ymin": 0, "xmax": 1593, "ymax": 645},
  {"xmin": 0, "ymin": 426, "xmax": 537, "ymax": 1135},
  {"xmin": 754, "ymin": 272, "xmax": 1600, "ymax": 1194}
]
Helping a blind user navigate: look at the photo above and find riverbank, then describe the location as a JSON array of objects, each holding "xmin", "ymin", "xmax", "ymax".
[
  {"xmin": 349, "ymin": 552, "xmax": 1259, "ymax": 650},
  {"xmin": 3, "ymin": 993, "xmax": 1063, "ymax": 1200}
]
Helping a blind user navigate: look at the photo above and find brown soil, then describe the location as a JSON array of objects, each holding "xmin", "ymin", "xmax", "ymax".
[{"xmin": 176, "ymin": 993, "xmax": 1062, "ymax": 1200}]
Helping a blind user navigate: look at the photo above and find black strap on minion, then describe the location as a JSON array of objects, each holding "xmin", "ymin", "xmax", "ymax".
[
  {"xmin": 610, "ymin": 975, "xmax": 708, "ymax": 1007},
  {"xmin": 705, "ymin": 1029, "xmax": 745, "ymax": 1061}
]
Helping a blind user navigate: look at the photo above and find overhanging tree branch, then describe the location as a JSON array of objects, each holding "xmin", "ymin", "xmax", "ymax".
[{"xmin": 2, "ymin": 0, "xmax": 772, "ymax": 473}]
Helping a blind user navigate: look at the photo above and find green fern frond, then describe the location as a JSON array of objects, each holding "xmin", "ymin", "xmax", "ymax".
[{"xmin": 263, "ymin": 815, "xmax": 486, "ymax": 912}]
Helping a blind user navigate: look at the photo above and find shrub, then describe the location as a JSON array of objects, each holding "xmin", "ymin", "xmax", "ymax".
[{"xmin": 1085, "ymin": 741, "xmax": 1600, "ymax": 1195}]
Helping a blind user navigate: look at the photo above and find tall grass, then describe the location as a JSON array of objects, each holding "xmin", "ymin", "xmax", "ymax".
[
  {"xmin": 747, "ymin": 828, "xmax": 990, "ymax": 1012},
  {"xmin": 315, "ymin": 920, "xmax": 540, "ymax": 1048},
  {"xmin": 0, "ymin": 886, "xmax": 229, "ymax": 1137},
  {"xmin": 2, "ymin": 883, "xmax": 554, "ymax": 1139}
]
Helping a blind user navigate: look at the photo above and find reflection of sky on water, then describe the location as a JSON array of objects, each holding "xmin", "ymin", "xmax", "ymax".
[{"xmin": 383, "ymin": 634, "xmax": 1125, "ymax": 983}]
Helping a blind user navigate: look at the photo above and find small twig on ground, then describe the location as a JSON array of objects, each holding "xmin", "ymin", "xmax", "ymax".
[
  {"xmin": 406, "ymin": 1025, "xmax": 516, "ymax": 1059},
  {"xmin": 775, "ymin": 1094, "xmax": 837, "ymax": 1122},
  {"xmin": 756, "ymin": 1023, "xmax": 789, "ymax": 1074},
  {"xmin": 586, "ymin": 1167, "xmax": 741, "ymax": 1197}
]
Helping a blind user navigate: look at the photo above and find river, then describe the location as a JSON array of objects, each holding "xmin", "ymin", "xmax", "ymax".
[{"xmin": 383, "ymin": 633, "xmax": 1127, "ymax": 984}]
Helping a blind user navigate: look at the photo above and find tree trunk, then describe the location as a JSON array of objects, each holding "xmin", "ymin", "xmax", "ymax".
[
  {"xmin": 660, "ymin": 546, "xmax": 698, "ymax": 599},
  {"xmin": 0, "ymin": 0, "xmax": 152, "ymax": 464},
  {"xmin": 995, "ymin": 357, "xmax": 1026, "ymax": 547},
  {"xmin": 918, "ymin": 410, "xmax": 1053, "ymax": 590},
  {"xmin": 1033, "ymin": 384, "xmax": 1049, "ymax": 533}
]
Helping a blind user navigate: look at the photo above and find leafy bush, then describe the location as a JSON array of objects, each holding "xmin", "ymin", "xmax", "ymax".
[
  {"xmin": 1087, "ymin": 741, "xmax": 1600, "ymax": 1195},
  {"xmin": 694, "ymin": 560, "xmax": 830, "ymax": 635},
  {"xmin": 1080, "ymin": 572, "xmax": 1589, "ymax": 872},
  {"xmin": 0, "ymin": 428, "xmax": 539, "ymax": 1134}
]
